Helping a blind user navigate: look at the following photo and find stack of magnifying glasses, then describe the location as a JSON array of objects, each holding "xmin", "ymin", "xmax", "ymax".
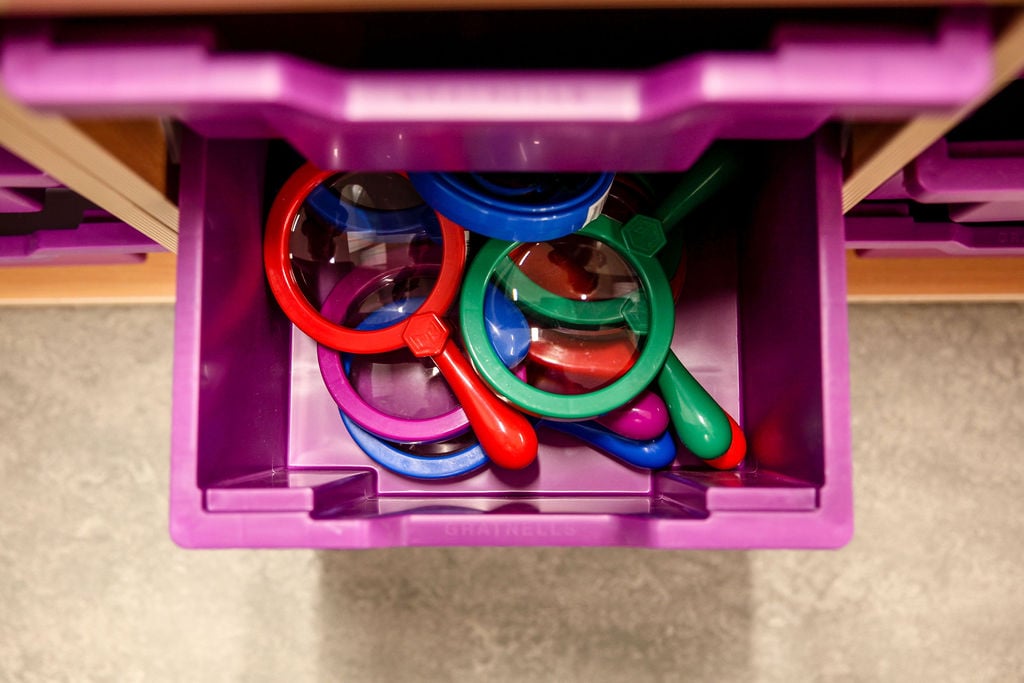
[{"xmin": 264, "ymin": 149, "xmax": 746, "ymax": 480}]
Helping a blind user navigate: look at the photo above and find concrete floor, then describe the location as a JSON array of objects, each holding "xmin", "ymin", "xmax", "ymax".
[{"xmin": 0, "ymin": 303, "xmax": 1021, "ymax": 682}]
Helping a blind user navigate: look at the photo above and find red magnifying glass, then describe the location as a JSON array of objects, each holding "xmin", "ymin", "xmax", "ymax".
[{"xmin": 264, "ymin": 164, "xmax": 537, "ymax": 470}]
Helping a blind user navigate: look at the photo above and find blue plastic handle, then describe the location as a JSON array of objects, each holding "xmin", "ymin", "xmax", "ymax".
[
  {"xmin": 537, "ymin": 419, "xmax": 677, "ymax": 469},
  {"xmin": 483, "ymin": 284, "xmax": 530, "ymax": 368}
]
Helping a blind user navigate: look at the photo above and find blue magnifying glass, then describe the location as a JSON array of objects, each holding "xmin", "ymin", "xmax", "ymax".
[{"xmin": 408, "ymin": 172, "xmax": 615, "ymax": 241}]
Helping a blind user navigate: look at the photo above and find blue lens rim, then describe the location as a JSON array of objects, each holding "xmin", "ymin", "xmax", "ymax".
[
  {"xmin": 408, "ymin": 172, "xmax": 615, "ymax": 241},
  {"xmin": 340, "ymin": 410, "xmax": 489, "ymax": 480}
]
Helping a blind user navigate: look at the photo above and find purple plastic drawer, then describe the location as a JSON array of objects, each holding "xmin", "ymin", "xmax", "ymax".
[
  {"xmin": 866, "ymin": 138, "xmax": 1024, "ymax": 224},
  {"xmin": 0, "ymin": 10, "xmax": 991, "ymax": 172},
  {"xmin": 846, "ymin": 200, "xmax": 1024, "ymax": 257},
  {"xmin": 0, "ymin": 147, "xmax": 59, "ymax": 213},
  {"xmin": 0, "ymin": 185, "xmax": 163, "ymax": 267},
  {"xmin": 165, "ymin": 129, "xmax": 851, "ymax": 549}
]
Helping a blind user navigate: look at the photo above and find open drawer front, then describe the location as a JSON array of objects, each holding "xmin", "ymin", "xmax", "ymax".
[
  {"xmin": 0, "ymin": 10, "xmax": 994, "ymax": 548},
  {"xmin": 169, "ymin": 131, "xmax": 848, "ymax": 549}
]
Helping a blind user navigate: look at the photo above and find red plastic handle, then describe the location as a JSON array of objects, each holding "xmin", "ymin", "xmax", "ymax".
[
  {"xmin": 432, "ymin": 337, "xmax": 538, "ymax": 470},
  {"xmin": 402, "ymin": 311, "xmax": 536, "ymax": 469}
]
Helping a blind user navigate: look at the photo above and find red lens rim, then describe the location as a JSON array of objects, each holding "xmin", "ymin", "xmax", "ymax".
[{"xmin": 263, "ymin": 164, "xmax": 466, "ymax": 353}]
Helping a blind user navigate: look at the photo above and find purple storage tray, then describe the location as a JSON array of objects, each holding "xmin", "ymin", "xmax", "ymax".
[
  {"xmin": 167, "ymin": 129, "xmax": 851, "ymax": 549},
  {"xmin": 0, "ymin": 185, "xmax": 163, "ymax": 266},
  {"xmin": 0, "ymin": 10, "xmax": 990, "ymax": 171},
  {"xmin": 846, "ymin": 201, "xmax": 1024, "ymax": 257},
  {"xmin": 867, "ymin": 138, "xmax": 1024, "ymax": 224}
]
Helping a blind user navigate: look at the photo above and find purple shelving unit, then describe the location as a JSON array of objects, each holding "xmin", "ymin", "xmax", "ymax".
[
  {"xmin": 0, "ymin": 9, "xmax": 994, "ymax": 547},
  {"xmin": 0, "ymin": 160, "xmax": 163, "ymax": 267}
]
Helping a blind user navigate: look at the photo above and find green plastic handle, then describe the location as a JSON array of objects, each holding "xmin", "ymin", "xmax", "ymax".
[
  {"xmin": 657, "ymin": 351, "xmax": 734, "ymax": 460},
  {"xmin": 494, "ymin": 146, "xmax": 739, "ymax": 328},
  {"xmin": 654, "ymin": 145, "xmax": 739, "ymax": 238}
]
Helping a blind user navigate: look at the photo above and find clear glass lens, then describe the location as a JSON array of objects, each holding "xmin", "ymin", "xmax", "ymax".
[
  {"xmin": 348, "ymin": 348, "xmax": 460, "ymax": 421},
  {"xmin": 489, "ymin": 234, "xmax": 648, "ymax": 395},
  {"xmin": 289, "ymin": 172, "xmax": 443, "ymax": 314},
  {"xmin": 344, "ymin": 274, "xmax": 461, "ymax": 421}
]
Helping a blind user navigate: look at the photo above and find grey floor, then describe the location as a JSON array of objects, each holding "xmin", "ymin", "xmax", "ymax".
[{"xmin": 0, "ymin": 303, "xmax": 1022, "ymax": 682}]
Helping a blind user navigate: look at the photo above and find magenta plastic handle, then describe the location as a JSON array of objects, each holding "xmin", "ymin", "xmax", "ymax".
[
  {"xmin": 1, "ymin": 10, "xmax": 990, "ymax": 171},
  {"xmin": 595, "ymin": 390, "xmax": 670, "ymax": 441}
]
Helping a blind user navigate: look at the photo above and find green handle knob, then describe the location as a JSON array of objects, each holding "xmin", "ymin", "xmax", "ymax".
[{"xmin": 657, "ymin": 352, "xmax": 735, "ymax": 460}]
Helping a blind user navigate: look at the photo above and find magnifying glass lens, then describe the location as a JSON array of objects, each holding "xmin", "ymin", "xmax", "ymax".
[
  {"xmin": 398, "ymin": 431, "xmax": 480, "ymax": 456},
  {"xmin": 342, "ymin": 272, "xmax": 434, "ymax": 328},
  {"xmin": 348, "ymin": 350, "xmax": 456, "ymax": 421},
  {"xmin": 288, "ymin": 172, "xmax": 444, "ymax": 308},
  {"xmin": 601, "ymin": 175, "xmax": 656, "ymax": 224},
  {"xmin": 346, "ymin": 277, "xmax": 462, "ymax": 422},
  {"xmin": 492, "ymin": 234, "xmax": 648, "ymax": 397}
]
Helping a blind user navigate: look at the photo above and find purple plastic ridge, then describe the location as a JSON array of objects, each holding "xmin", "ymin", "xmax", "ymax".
[
  {"xmin": 899, "ymin": 138, "xmax": 1024, "ymax": 224},
  {"xmin": 0, "ymin": 148, "xmax": 161, "ymax": 265},
  {"xmin": 866, "ymin": 138, "xmax": 1024, "ymax": 225},
  {"xmin": 846, "ymin": 202, "xmax": 1024, "ymax": 256},
  {"xmin": 0, "ymin": 220, "xmax": 162, "ymax": 265}
]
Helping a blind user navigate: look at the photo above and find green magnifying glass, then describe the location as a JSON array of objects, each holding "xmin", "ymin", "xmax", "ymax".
[{"xmin": 460, "ymin": 147, "xmax": 746, "ymax": 468}]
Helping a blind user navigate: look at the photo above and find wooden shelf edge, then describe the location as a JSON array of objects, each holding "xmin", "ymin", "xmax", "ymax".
[
  {"xmin": 0, "ymin": 253, "xmax": 177, "ymax": 305},
  {"xmin": 845, "ymin": 251, "xmax": 1024, "ymax": 302},
  {"xmin": 3, "ymin": 252, "xmax": 1020, "ymax": 305}
]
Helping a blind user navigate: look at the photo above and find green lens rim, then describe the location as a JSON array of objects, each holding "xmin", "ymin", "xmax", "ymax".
[
  {"xmin": 493, "ymin": 257, "xmax": 644, "ymax": 330},
  {"xmin": 460, "ymin": 218, "xmax": 675, "ymax": 421}
]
